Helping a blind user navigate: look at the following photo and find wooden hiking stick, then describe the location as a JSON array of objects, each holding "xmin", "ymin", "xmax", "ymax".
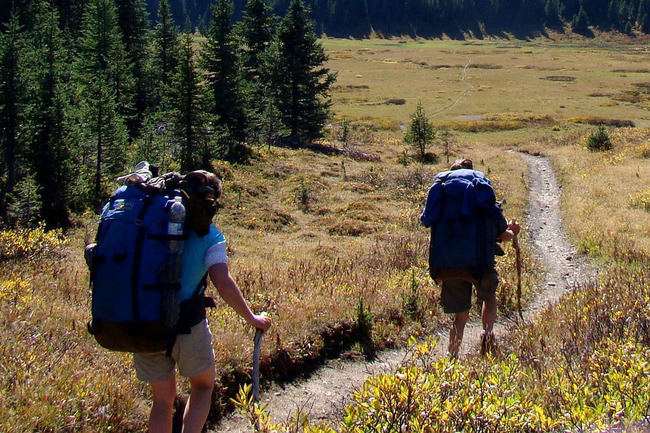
[
  {"xmin": 253, "ymin": 329, "xmax": 263, "ymax": 402},
  {"xmin": 512, "ymin": 232, "xmax": 523, "ymax": 321}
]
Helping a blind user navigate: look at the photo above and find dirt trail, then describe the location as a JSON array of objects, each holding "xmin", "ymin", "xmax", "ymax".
[{"xmin": 213, "ymin": 154, "xmax": 594, "ymax": 432}]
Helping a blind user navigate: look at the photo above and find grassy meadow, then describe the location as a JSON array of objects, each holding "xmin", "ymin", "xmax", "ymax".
[{"xmin": 1, "ymin": 35, "xmax": 649, "ymax": 432}]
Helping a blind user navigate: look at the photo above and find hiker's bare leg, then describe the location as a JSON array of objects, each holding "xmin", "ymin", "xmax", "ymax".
[
  {"xmin": 182, "ymin": 363, "xmax": 215, "ymax": 433},
  {"xmin": 149, "ymin": 377, "xmax": 176, "ymax": 433},
  {"xmin": 448, "ymin": 310, "xmax": 469, "ymax": 357},
  {"xmin": 481, "ymin": 294, "xmax": 497, "ymax": 332}
]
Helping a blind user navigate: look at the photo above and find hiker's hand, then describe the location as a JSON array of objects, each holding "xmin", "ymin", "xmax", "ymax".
[
  {"xmin": 508, "ymin": 219, "xmax": 520, "ymax": 236},
  {"xmin": 250, "ymin": 312, "xmax": 271, "ymax": 332}
]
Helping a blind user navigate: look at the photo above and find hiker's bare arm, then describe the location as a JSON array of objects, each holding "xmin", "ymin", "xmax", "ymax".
[
  {"xmin": 209, "ymin": 263, "xmax": 272, "ymax": 331},
  {"xmin": 497, "ymin": 219, "xmax": 521, "ymax": 242}
]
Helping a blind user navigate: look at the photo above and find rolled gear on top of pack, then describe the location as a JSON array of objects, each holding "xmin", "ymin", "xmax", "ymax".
[{"xmin": 420, "ymin": 168, "xmax": 505, "ymax": 281}]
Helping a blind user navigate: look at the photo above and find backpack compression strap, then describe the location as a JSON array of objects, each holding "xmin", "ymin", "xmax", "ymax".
[{"xmin": 165, "ymin": 273, "xmax": 214, "ymax": 356}]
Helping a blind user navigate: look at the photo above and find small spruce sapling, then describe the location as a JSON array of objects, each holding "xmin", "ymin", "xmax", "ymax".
[
  {"xmin": 404, "ymin": 101, "xmax": 435, "ymax": 162},
  {"xmin": 586, "ymin": 125, "xmax": 612, "ymax": 151}
]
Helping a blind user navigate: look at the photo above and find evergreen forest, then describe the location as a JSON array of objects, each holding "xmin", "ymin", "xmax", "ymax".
[
  {"xmin": 5, "ymin": 0, "xmax": 647, "ymax": 37},
  {"xmin": 0, "ymin": 0, "xmax": 336, "ymax": 229}
]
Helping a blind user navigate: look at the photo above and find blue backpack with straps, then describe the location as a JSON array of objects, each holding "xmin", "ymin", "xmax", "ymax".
[
  {"xmin": 420, "ymin": 169, "xmax": 503, "ymax": 280},
  {"xmin": 87, "ymin": 176, "xmax": 201, "ymax": 353}
]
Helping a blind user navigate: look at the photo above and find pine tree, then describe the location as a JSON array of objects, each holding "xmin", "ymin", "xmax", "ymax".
[
  {"xmin": 53, "ymin": 0, "xmax": 88, "ymax": 34},
  {"xmin": 544, "ymin": 0, "xmax": 562, "ymax": 27},
  {"xmin": 7, "ymin": 173, "xmax": 41, "ymax": 226},
  {"xmin": 608, "ymin": 0, "xmax": 620, "ymax": 30},
  {"xmin": 404, "ymin": 101, "xmax": 435, "ymax": 161},
  {"xmin": 23, "ymin": 1, "xmax": 72, "ymax": 227},
  {"xmin": 273, "ymin": 0, "xmax": 336, "ymax": 144},
  {"xmin": 255, "ymin": 36, "xmax": 290, "ymax": 146},
  {"xmin": 0, "ymin": 1, "xmax": 33, "ymax": 29},
  {"xmin": 236, "ymin": 0, "xmax": 276, "ymax": 125},
  {"xmin": 0, "ymin": 14, "xmax": 24, "ymax": 220},
  {"xmin": 638, "ymin": 0, "xmax": 650, "ymax": 32},
  {"xmin": 237, "ymin": 0, "xmax": 275, "ymax": 81},
  {"xmin": 572, "ymin": 6, "xmax": 591, "ymax": 33},
  {"xmin": 139, "ymin": 0, "xmax": 181, "ymax": 171},
  {"xmin": 172, "ymin": 33, "xmax": 212, "ymax": 172},
  {"xmin": 201, "ymin": 0, "xmax": 246, "ymax": 152},
  {"xmin": 75, "ymin": 0, "xmax": 130, "ymax": 207},
  {"xmin": 114, "ymin": 0, "xmax": 148, "ymax": 135},
  {"xmin": 150, "ymin": 0, "xmax": 180, "ymax": 111}
]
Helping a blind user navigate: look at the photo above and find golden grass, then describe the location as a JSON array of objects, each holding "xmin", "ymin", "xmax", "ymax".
[
  {"xmin": 0, "ymin": 236, "xmax": 149, "ymax": 432},
  {"xmin": 323, "ymin": 37, "xmax": 649, "ymax": 146},
  {"xmin": 233, "ymin": 34, "xmax": 650, "ymax": 433},
  {"xmin": 546, "ymin": 127, "xmax": 650, "ymax": 256},
  {"xmin": 2, "ymin": 36, "xmax": 649, "ymax": 431}
]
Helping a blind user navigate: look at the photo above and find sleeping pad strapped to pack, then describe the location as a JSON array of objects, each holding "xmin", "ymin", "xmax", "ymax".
[{"xmin": 420, "ymin": 169, "xmax": 503, "ymax": 280}]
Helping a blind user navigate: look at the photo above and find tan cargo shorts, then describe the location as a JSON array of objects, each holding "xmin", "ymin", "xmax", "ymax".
[
  {"xmin": 133, "ymin": 319, "xmax": 215, "ymax": 383},
  {"xmin": 440, "ymin": 270, "xmax": 499, "ymax": 314}
]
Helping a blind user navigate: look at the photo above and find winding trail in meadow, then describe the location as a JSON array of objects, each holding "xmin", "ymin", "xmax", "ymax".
[
  {"xmin": 213, "ymin": 153, "xmax": 595, "ymax": 432},
  {"xmin": 430, "ymin": 55, "xmax": 475, "ymax": 118}
]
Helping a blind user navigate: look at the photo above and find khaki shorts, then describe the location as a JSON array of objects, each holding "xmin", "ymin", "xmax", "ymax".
[
  {"xmin": 440, "ymin": 271, "xmax": 499, "ymax": 314},
  {"xmin": 133, "ymin": 319, "xmax": 215, "ymax": 383}
]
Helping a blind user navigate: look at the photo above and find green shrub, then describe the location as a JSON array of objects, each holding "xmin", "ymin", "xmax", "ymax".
[{"xmin": 586, "ymin": 126, "xmax": 612, "ymax": 151}]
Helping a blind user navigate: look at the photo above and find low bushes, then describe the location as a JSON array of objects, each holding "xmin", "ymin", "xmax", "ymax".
[
  {"xmin": 436, "ymin": 120, "xmax": 526, "ymax": 133},
  {"xmin": 566, "ymin": 116, "xmax": 635, "ymax": 128},
  {"xmin": 237, "ymin": 261, "xmax": 650, "ymax": 433},
  {"xmin": 0, "ymin": 223, "xmax": 67, "ymax": 261}
]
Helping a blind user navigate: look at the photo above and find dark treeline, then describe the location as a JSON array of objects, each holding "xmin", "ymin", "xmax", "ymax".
[
  {"xmin": 125, "ymin": 0, "xmax": 649, "ymax": 36},
  {"xmin": 299, "ymin": 0, "xmax": 650, "ymax": 37},
  {"xmin": 0, "ymin": 0, "xmax": 335, "ymax": 229},
  {"xmin": 7, "ymin": 0, "xmax": 647, "ymax": 38}
]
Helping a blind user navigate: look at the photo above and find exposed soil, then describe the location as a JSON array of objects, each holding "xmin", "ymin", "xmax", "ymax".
[{"xmin": 212, "ymin": 153, "xmax": 595, "ymax": 432}]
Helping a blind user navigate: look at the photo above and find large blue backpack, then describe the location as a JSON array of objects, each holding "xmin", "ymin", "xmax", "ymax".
[
  {"xmin": 420, "ymin": 169, "xmax": 502, "ymax": 280},
  {"xmin": 87, "ymin": 177, "xmax": 197, "ymax": 353}
]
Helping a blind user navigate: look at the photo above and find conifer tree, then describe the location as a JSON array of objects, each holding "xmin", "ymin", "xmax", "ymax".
[
  {"xmin": 606, "ymin": 0, "xmax": 619, "ymax": 30},
  {"xmin": 404, "ymin": 101, "xmax": 435, "ymax": 161},
  {"xmin": 53, "ymin": 0, "xmax": 88, "ymax": 34},
  {"xmin": 75, "ymin": 0, "xmax": 130, "ymax": 207},
  {"xmin": 237, "ymin": 0, "xmax": 275, "ymax": 82},
  {"xmin": 255, "ymin": 36, "xmax": 290, "ymax": 146},
  {"xmin": 114, "ymin": 0, "xmax": 148, "ymax": 134},
  {"xmin": 639, "ymin": 0, "xmax": 650, "ymax": 32},
  {"xmin": 201, "ymin": 0, "xmax": 246, "ymax": 151},
  {"xmin": 7, "ymin": 173, "xmax": 41, "ymax": 226},
  {"xmin": 23, "ymin": 1, "xmax": 72, "ymax": 227},
  {"xmin": 138, "ymin": 0, "xmax": 180, "ymax": 170},
  {"xmin": 0, "ymin": 14, "xmax": 24, "ymax": 219},
  {"xmin": 544, "ymin": 0, "xmax": 562, "ymax": 27},
  {"xmin": 572, "ymin": 6, "xmax": 591, "ymax": 33},
  {"xmin": 273, "ymin": 0, "xmax": 336, "ymax": 144},
  {"xmin": 172, "ymin": 33, "xmax": 212, "ymax": 172},
  {"xmin": 150, "ymin": 0, "xmax": 180, "ymax": 111},
  {"xmin": 236, "ymin": 0, "xmax": 276, "ymax": 125}
]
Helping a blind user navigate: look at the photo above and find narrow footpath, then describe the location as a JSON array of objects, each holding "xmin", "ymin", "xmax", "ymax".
[{"xmin": 213, "ymin": 153, "xmax": 595, "ymax": 432}]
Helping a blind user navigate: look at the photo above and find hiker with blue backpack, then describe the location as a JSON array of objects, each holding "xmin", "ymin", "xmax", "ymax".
[
  {"xmin": 86, "ymin": 164, "xmax": 271, "ymax": 433},
  {"xmin": 420, "ymin": 159, "xmax": 520, "ymax": 358}
]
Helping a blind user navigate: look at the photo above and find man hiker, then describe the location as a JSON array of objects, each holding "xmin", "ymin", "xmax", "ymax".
[
  {"xmin": 133, "ymin": 170, "xmax": 271, "ymax": 433},
  {"xmin": 420, "ymin": 159, "xmax": 519, "ymax": 358}
]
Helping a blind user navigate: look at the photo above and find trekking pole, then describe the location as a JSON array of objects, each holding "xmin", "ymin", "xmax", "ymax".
[
  {"xmin": 252, "ymin": 328, "xmax": 263, "ymax": 402},
  {"xmin": 512, "ymin": 233, "xmax": 523, "ymax": 321}
]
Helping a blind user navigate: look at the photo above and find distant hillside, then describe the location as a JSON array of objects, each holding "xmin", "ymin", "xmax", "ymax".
[{"xmin": 147, "ymin": 0, "xmax": 649, "ymax": 37}]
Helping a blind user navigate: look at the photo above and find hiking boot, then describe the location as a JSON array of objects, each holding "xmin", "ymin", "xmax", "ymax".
[{"xmin": 479, "ymin": 330, "xmax": 496, "ymax": 356}]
